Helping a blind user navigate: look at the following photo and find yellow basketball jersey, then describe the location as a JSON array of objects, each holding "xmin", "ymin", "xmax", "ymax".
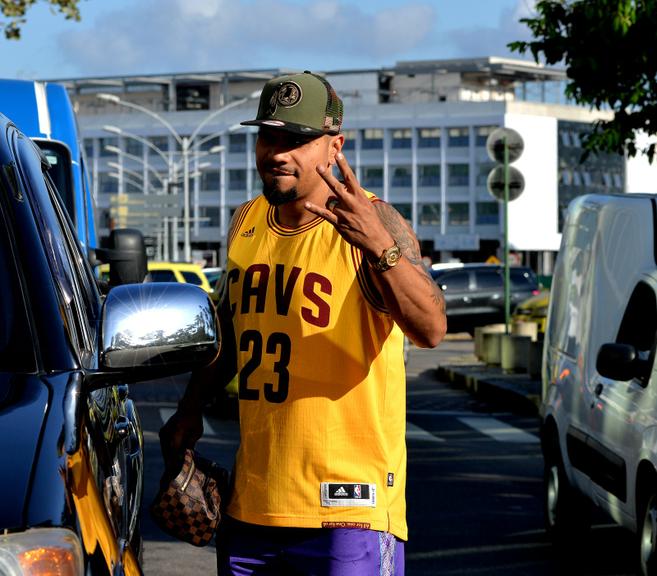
[{"xmin": 224, "ymin": 194, "xmax": 407, "ymax": 540}]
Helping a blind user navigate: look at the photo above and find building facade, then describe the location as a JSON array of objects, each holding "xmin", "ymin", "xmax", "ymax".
[{"xmin": 59, "ymin": 57, "xmax": 656, "ymax": 272}]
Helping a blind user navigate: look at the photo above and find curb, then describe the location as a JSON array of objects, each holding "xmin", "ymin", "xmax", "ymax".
[{"xmin": 437, "ymin": 363, "xmax": 541, "ymax": 416}]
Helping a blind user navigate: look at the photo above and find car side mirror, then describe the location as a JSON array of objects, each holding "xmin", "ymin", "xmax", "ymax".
[
  {"xmin": 97, "ymin": 282, "xmax": 220, "ymax": 382},
  {"xmin": 596, "ymin": 342, "xmax": 650, "ymax": 382},
  {"xmin": 93, "ymin": 228, "xmax": 148, "ymax": 287}
]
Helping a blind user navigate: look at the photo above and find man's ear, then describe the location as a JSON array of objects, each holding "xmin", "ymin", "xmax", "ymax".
[{"xmin": 328, "ymin": 134, "xmax": 344, "ymax": 165}]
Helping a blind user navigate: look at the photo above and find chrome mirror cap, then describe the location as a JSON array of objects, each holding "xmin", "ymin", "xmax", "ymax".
[{"xmin": 100, "ymin": 283, "xmax": 219, "ymax": 371}]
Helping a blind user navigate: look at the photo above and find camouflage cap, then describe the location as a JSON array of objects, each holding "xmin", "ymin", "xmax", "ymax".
[{"xmin": 241, "ymin": 71, "xmax": 343, "ymax": 136}]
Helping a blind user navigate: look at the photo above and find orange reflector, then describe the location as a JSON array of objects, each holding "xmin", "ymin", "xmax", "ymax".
[{"xmin": 18, "ymin": 547, "xmax": 77, "ymax": 576}]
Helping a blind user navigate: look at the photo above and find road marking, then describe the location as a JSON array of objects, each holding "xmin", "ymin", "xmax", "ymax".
[
  {"xmin": 159, "ymin": 408, "xmax": 216, "ymax": 436},
  {"xmin": 406, "ymin": 422, "xmax": 445, "ymax": 443},
  {"xmin": 458, "ymin": 417, "xmax": 539, "ymax": 443}
]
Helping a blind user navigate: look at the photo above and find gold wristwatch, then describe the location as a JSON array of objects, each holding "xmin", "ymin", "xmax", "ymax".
[{"xmin": 370, "ymin": 241, "xmax": 402, "ymax": 272}]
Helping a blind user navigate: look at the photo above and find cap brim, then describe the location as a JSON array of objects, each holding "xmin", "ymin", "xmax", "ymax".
[{"xmin": 240, "ymin": 119, "xmax": 336, "ymax": 136}]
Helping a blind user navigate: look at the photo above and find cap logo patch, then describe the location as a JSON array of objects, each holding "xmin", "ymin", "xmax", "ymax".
[{"xmin": 277, "ymin": 81, "xmax": 302, "ymax": 107}]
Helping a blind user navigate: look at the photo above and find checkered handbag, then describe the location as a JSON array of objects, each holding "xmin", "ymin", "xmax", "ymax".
[{"xmin": 150, "ymin": 449, "xmax": 229, "ymax": 547}]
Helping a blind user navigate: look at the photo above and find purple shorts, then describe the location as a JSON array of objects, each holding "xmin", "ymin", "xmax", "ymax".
[{"xmin": 217, "ymin": 517, "xmax": 405, "ymax": 576}]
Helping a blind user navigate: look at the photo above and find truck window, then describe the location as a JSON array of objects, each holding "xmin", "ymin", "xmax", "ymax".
[{"xmin": 35, "ymin": 141, "xmax": 74, "ymax": 223}]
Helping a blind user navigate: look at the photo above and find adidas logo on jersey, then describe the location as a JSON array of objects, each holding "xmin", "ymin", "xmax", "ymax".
[
  {"xmin": 241, "ymin": 226, "xmax": 255, "ymax": 237},
  {"xmin": 334, "ymin": 486, "xmax": 349, "ymax": 497}
]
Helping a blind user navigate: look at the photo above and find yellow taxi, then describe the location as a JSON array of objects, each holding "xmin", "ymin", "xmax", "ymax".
[
  {"xmin": 100, "ymin": 261, "xmax": 213, "ymax": 293},
  {"xmin": 512, "ymin": 289, "xmax": 550, "ymax": 334}
]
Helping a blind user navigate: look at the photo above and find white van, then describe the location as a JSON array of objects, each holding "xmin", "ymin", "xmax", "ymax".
[{"xmin": 542, "ymin": 193, "xmax": 657, "ymax": 574}]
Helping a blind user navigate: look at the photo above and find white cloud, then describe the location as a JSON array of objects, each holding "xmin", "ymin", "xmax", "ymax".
[
  {"xmin": 447, "ymin": 0, "xmax": 537, "ymax": 59},
  {"xmin": 58, "ymin": 0, "xmax": 438, "ymax": 76}
]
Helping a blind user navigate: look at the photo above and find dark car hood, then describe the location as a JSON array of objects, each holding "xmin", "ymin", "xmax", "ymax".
[{"xmin": 0, "ymin": 373, "xmax": 49, "ymax": 530}]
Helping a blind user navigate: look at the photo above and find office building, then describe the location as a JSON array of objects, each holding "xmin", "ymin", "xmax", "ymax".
[{"xmin": 60, "ymin": 57, "xmax": 657, "ymax": 272}]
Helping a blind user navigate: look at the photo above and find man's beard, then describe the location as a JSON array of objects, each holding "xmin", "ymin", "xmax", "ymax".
[{"xmin": 262, "ymin": 184, "xmax": 298, "ymax": 206}]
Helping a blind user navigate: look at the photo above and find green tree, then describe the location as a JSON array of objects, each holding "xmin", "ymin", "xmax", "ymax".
[
  {"xmin": 510, "ymin": 0, "xmax": 657, "ymax": 162},
  {"xmin": 1, "ymin": 0, "xmax": 81, "ymax": 40}
]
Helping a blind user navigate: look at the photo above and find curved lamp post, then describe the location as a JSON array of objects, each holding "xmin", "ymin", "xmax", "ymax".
[{"xmin": 97, "ymin": 90, "xmax": 260, "ymax": 261}]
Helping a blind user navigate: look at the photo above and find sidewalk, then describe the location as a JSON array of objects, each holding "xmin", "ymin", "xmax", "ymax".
[{"xmin": 435, "ymin": 338, "xmax": 542, "ymax": 416}]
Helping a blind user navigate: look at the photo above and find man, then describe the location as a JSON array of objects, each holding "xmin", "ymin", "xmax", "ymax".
[{"xmin": 161, "ymin": 71, "xmax": 447, "ymax": 575}]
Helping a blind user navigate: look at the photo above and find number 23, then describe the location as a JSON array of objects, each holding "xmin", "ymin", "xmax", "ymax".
[{"xmin": 239, "ymin": 330, "xmax": 291, "ymax": 403}]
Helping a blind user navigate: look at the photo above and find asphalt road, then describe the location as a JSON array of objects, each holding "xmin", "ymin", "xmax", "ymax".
[{"xmin": 130, "ymin": 339, "xmax": 637, "ymax": 575}]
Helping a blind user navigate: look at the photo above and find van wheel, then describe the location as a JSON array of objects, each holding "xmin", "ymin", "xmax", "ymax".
[
  {"xmin": 639, "ymin": 492, "xmax": 657, "ymax": 576},
  {"xmin": 544, "ymin": 450, "xmax": 591, "ymax": 547}
]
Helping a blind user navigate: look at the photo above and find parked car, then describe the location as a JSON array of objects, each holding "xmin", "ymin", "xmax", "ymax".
[
  {"xmin": 100, "ymin": 261, "xmax": 213, "ymax": 293},
  {"xmin": 543, "ymin": 193, "xmax": 657, "ymax": 575},
  {"xmin": 512, "ymin": 289, "xmax": 550, "ymax": 335},
  {"xmin": 0, "ymin": 114, "xmax": 219, "ymax": 575},
  {"xmin": 430, "ymin": 263, "xmax": 540, "ymax": 334}
]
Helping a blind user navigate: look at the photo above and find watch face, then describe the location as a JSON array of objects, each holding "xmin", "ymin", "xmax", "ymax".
[
  {"xmin": 386, "ymin": 248, "xmax": 401, "ymax": 266},
  {"xmin": 382, "ymin": 245, "xmax": 401, "ymax": 268}
]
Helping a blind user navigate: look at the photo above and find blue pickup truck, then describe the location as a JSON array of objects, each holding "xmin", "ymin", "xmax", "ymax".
[{"xmin": 0, "ymin": 79, "xmax": 97, "ymax": 254}]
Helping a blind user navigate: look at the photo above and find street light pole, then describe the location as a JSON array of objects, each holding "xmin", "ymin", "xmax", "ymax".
[{"xmin": 98, "ymin": 92, "xmax": 260, "ymax": 263}]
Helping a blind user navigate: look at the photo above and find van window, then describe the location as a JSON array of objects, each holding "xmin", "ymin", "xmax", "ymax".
[
  {"xmin": 438, "ymin": 271, "xmax": 469, "ymax": 291},
  {"xmin": 510, "ymin": 268, "xmax": 538, "ymax": 289},
  {"xmin": 616, "ymin": 282, "xmax": 657, "ymax": 385},
  {"xmin": 475, "ymin": 269, "xmax": 502, "ymax": 289}
]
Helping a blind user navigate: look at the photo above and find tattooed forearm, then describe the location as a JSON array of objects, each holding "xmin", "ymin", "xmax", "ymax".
[{"xmin": 374, "ymin": 202, "xmax": 423, "ymax": 265}]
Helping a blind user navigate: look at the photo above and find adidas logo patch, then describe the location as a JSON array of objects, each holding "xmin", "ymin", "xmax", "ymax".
[
  {"xmin": 241, "ymin": 226, "xmax": 255, "ymax": 237},
  {"xmin": 334, "ymin": 486, "xmax": 349, "ymax": 497}
]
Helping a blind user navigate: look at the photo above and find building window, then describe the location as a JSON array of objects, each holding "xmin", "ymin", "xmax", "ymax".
[
  {"xmin": 475, "ymin": 126, "xmax": 497, "ymax": 147},
  {"xmin": 176, "ymin": 84, "xmax": 210, "ymax": 111},
  {"xmin": 199, "ymin": 135, "xmax": 221, "ymax": 152},
  {"xmin": 476, "ymin": 202, "xmax": 499, "ymax": 225},
  {"xmin": 391, "ymin": 129, "xmax": 412, "ymax": 149},
  {"xmin": 99, "ymin": 208, "xmax": 111, "ymax": 228},
  {"xmin": 476, "ymin": 163, "xmax": 495, "ymax": 186},
  {"xmin": 418, "ymin": 128, "xmax": 440, "ymax": 148},
  {"xmin": 199, "ymin": 206, "xmax": 220, "ymax": 227},
  {"xmin": 84, "ymin": 138, "xmax": 94, "ymax": 159},
  {"xmin": 362, "ymin": 129, "xmax": 383, "ymax": 150},
  {"xmin": 229, "ymin": 133, "xmax": 247, "ymax": 154},
  {"xmin": 125, "ymin": 180, "xmax": 142, "ymax": 194},
  {"xmin": 448, "ymin": 163, "xmax": 469, "ymax": 186},
  {"xmin": 98, "ymin": 137, "xmax": 118, "ymax": 157},
  {"xmin": 448, "ymin": 127, "xmax": 469, "ymax": 148},
  {"xmin": 342, "ymin": 130, "xmax": 356, "ymax": 151},
  {"xmin": 148, "ymin": 136, "xmax": 169, "ymax": 155},
  {"xmin": 391, "ymin": 166, "xmax": 412, "ymax": 187},
  {"xmin": 419, "ymin": 165, "xmax": 440, "ymax": 187},
  {"xmin": 362, "ymin": 167, "xmax": 383, "ymax": 188},
  {"xmin": 229, "ymin": 169, "xmax": 247, "ymax": 191},
  {"xmin": 448, "ymin": 203, "xmax": 469, "ymax": 226},
  {"xmin": 125, "ymin": 139, "xmax": 143, "ymax": 157},
  {"xmin": 392, "ymin": 203, "xmax": 412, "ymax": 221},
  {"xmin": 201, "ymin": 170, "xmax": 220, "ymax": 191},
  {"xmin": 98, "ymin": 172, "xmax": 118, "ymax": 193},
  {"xmin": 419, "ymin": 203, "xmax": 441, "ymax": 225}
]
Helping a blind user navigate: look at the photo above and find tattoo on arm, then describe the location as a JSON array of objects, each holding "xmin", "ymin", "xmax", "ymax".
[
  {"xmin": 374, "ymin": 201, "xmax": 446, "ymax": 310},
  {"xmin": 374, "ymin": 202, "xmax": 422, "ymax": 265}
]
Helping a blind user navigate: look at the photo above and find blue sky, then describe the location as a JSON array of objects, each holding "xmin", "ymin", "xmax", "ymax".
[{"xmin": 1, "ymin": 0, "xmax": 537, "ymax": 80}]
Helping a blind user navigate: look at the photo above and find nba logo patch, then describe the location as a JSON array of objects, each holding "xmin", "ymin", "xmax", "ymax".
[{"xmin": 354, "ymin": 484, "xmax": 361, "ymax": 498}]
